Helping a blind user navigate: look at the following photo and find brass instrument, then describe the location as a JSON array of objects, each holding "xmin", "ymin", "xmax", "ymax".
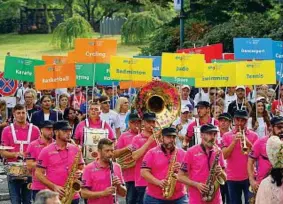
[
  {"xmin": 163, "ymin": 149, "xmax": 178, "ymax": 199},
  {"xmin": 239, "ymin": 127, "xmax": 249, "ymax": 155},
  {"xmin": 202, "ymin": 145, "xmax": 226, "ymax": 202},
  {"xmin": 61, "ymin": 147, "xmax": 81, "ymax": 204},
  {"xmin": 248, "ymin": 185, "xmax": 257, "ymax": 204},
  {"xmin": 116, "ymin": 147, "xmax": 136, "ymax": 169}
]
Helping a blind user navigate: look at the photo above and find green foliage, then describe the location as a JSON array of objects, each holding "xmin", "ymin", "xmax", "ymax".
[
  {"xmin": 0, "ymin": 0, "xmax": 24, "ymax": 21},
  {"xmin": 52, "ymin": 15, "xmax": 93, "ymax": 49},
  {"xmin": 121, "ymin": 11, "xmax": 162, "ymax": 44}
]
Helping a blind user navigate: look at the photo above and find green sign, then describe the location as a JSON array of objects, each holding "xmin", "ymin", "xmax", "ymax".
[
  {"xmin": 4, "ymin": 56, "xmax": 45, "ymax": 82},
  {"xmin": 162, "ymin": 76, "xmax": 195, "ymax": 86},
  {"xmin": 76, "ymin": 63, "xmax": 118, "ymax": 86}
]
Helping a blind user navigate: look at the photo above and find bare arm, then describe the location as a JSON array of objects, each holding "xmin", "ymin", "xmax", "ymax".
[
  {"xmin": 222, "ymin": 140, "xmax": 237, "ymax": 159},
  {"xmin": 132, "ymin": 138, "xmax": 154, "ymax": 161},
  {"xmin": 81, "ymin": 188, "xmax": 108, "ymax": 199},
  {"xmin": 141, "ymin": 168, "xmax": 161, "ymax": 186},
  {"xmin": 177, "ymin": 170, "xmax": 199, "ymax": 188},
  {"xmin": 26, "ymin": 159, "xmax": 37, "ymax": 170},
  {"xmin": 35, "ymin": 167, "xmax": 56, "ymax": 190},
  {"xmin": 113, "ymin": 147, "xmax": 130, "ymax": 158},
  {"xmin": 116, "ymin": 184, "xmax": 127, "ymax": 197},
  {"xmin": 115, "ymin": 128, "xmax": 121, "ymax": 139},
  {"xmin": 1, "ymin": 150, "xmax": 20, "ymax": 159}
]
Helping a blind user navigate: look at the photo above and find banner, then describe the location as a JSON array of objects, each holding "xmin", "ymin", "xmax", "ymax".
[
  {"xmin": 110, "ymin": 56, "xmax": 153, "ymax": 81},
  {"xmin": 236, "ymin": 60, "xmax": 276, "ymax": 85},
  {"xmin": 35, "ymin": 63, "xmax": 76, "ymax": 90},
  {"xmin": 4, "ymin": 56, "xmax": 45, "ymax": 82},
  {"xmin": 42, "ymin": 56, "xmax": 68, "ymax": 65},
  {"xmin": 67, "ymin": 51, "xmax": 76, "ymax": 63},
  {"xmin": 74, "ymin": 38, "xmax": 117, "ymax": 63},
  {"xmin": 76, "ymin": 63, "xmax": 95, "ymax": 86},
  {"xmin": 276, "ymin": 63, "xmax": 283, "ymax": 82},
  {"xmin": 195, "ymin": 63, "xmax": 237, "ymax": 87},
  {"xmin": 134, "ymin": 56, "xmax": 161, "ymax": 77},
  {"xmin": 119, "ymin": 81, "xmax": 147, "ymax": 89},
  {"xmin": 177, "ymin": 43, "xmax": 223, "ymax": 63},
  {"xmin": 161, "ymin": 77, "xmax": 195, "ymax": 85},
  {"xmin": 161, "ymin": 53, "xmax": 205, "ymax": 78},
  {"xmin": 273, "ymin": 41, "xmax": 283, "ymax": 62},
  {"xmin": 234, "ymin": 38, "xmax": 273, "ymax": 60}
]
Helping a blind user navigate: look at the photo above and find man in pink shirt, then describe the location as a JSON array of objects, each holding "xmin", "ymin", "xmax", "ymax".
[
  {"xmin": 186, "ymin": 101, "xmax": 219, "ymax": 148},
  {"xmin": 81, "ymin": 138, "xmax": 126, "ymax": 203},
  {"xmin": 141, "ymin": 127, "xmax": 188, "ymax": 203},
  {"xmin": 178, "ymin": 124, "xmax": 226, "ymax": 204},
  {"xmin": 247, "ymin": 116, "xmax": 283, "ymax": 197},
  {"xmin": 222, "ymin": 110, "xmax": 258, "ymax": 204},
  {"xmin": 114, "ymin": 113, "xmax": 141, "ymax": 204},
  {"xmin": 26, "ymin": 120, "xmax": 55, "ymax": 201},
  {"xmin": 130, "ymin": 112, "xmax": 159, "ymax": 204},
  {"xmin": 35, "ymin": 121, "xmax": 84, "ymax": 204},
  {"xmin": 74, "ymin": 101, "xmax": 115, "ymax": 145},
  {"xmin": 1, "ymin": 104, "xmax": 40, "ymax": 204}
]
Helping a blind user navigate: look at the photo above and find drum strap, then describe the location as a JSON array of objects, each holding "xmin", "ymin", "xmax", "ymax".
[
  {"xmin": 85, "ymin": 119, "xmax": 106, "ymax": 129},
  {"xmin": 11, "ymin": 123, "xmax": 32, "ymax": 154}
]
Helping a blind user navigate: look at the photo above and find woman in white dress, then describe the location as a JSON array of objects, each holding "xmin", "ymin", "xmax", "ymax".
[
  {"xmin": 255, "ymin": 136, "xmax": 283, "ymax": 204},
  {"xmin": 115, "ymin": 97, "xmax": 130, "ymax": 133}
]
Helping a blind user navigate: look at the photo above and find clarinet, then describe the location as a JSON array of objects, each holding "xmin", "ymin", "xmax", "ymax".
[{"xmin": 109, "ymin": 159, "xmax": 117, "ymax": 203}]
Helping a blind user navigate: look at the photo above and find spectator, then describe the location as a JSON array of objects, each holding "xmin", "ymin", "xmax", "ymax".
[
  {"xmin": 16, "ymin": 81, "xmax": 30, "ymax": 105},
  {"xmin": 34, "ymin": 189, "xmax": 60, "ymax": 204},
  {"xmin": 115, "ymin": 97, "xmax": 130, "ymax": 133},
  {"xmin": 54, "ymin": 94, "xmax": 69, "ymax": 115}
]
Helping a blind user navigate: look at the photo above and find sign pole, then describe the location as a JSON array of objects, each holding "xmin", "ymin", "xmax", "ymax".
[{"xmin": 180, "ymin": 0, "xmax": 185, "ymax": 49}]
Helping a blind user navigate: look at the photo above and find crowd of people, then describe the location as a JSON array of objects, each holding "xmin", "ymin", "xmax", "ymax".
[{"xmin": 0, "ymin": 81, "xmax": 282, "ymax": 204}]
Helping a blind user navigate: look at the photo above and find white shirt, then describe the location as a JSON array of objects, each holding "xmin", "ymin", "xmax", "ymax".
[
  {"xmin": 181, "ymin": 99, "xmax": 193, "ymax": 109},
  {"xmin": 247, "ymin": 117, "xmax": 267, "ymax": 138},
  {"xmin": 100, "ymin": 110, "xmax": 121, "ymax": 136},
  {"xmin": 194, "ymin": 90, "xmax": 209, "ymax": 104},
  {"xmin": 44, "ymin": 113, "xmax": 50, "ymax": 121},
  {"xmin": 172, "ymin": 117, "xmax": 194, "ymax": 148},
  {"xmin": 118, "ymin": 112, "xmax": 129, "ymax": 133},
  {"xmin": 16, "ymin": 87, "xmax": 29, "ymax": 105},
  {"xmin": 224, "ymin": 93, "xmax": 237, "ymax": 112}
]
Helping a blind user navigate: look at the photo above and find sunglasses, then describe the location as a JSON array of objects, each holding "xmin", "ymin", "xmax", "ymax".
[
  {"xmin": 101, "ymin": 100, "xmax": 110, "ymax": 104},
  {"xmin": 210, "ymin": 92, "xmax": 218, "ymax": 96}
]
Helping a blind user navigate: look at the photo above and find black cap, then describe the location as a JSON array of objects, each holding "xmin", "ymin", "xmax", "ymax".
[
  {"xmin": 53, "ymin": 121, "xmax": 72, "ymax": 130},
  {"xmin": 218, "ymin": 113, "xmax": 232, "ymax": 121},
  {"xmin": 39, "ymin": 120, "xmax": 54, "ymax": 129},
  {"xmin": 162, "ymin": 127, "xmax": 177, "ymax": 136},
  {"xmin": 200, "ymin": 124, "xmax": 219, "ymax": 133},
  {"xmin": 129, "ymin": 113, "xmax": 141, "ymax": 121},
  {"xmin": 143, "ymin": 112, "xmax": 156, "ymax": 121},
  {"xmin": 196, "ymin": 101, "xmax": 210, "ymax": 108},
  {"xmin": 234, "ymin": 110, "xmax": 249, "ymax": 119},
  {"xmin": 271, "ymin": 116, "xmax": 283, "ymax": 126},
  {"xmin": 105, "ymin": 86, "xmax": 113, "ymax": 90}
]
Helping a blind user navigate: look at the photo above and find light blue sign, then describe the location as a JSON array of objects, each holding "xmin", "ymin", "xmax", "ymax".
[
  {"xmin": 134, "ymin": 56, "xmax": 161, "ymax": 77},
  {"xmin": 234, "ymin": 38, "xmax": 273, "ymax": 60},
  {"xmin": 273, "ymin": 41, "xmax": 283, "ymax": 62},
  {"xmin": 96, "ymin": 81, "xmax": 119, "ymax": 86},
  {"xmin": 276, "ymin": 63, "xmax": 283, "ymax": 82}
]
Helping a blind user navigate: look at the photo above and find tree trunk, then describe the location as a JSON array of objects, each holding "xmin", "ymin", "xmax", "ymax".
[{"xmin": 43, "ymin": 4, "xmax": 51, "ymax": 33}]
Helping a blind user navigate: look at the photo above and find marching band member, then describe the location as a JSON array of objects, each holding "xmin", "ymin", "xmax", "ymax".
[
  {"xmin": 178, "ymin": 124, "xmax": 226, "ymax": 204},
  {"xmin": 222, "ymin": 110, "xmax": 258, "ymax": 204},
  {"xmin": 186, "ymin": 101, "xmax": 219, "ymax": 147},
  {"xmin": 1, "ymin": 104, "xmax": 40, "ymax": 204},
  {"xmin": 247, "ymin": 116, "xmax": 283, "ymax": 200},
  {"xmin": 141, "ymin": 127, "xmax": 188, "ymax": 203},
  {"xmin": 74, "ymin": 101, "xmax": 115, "ymax": 145},
  {"xmin": 35, "ymin": 121, "xmax": 84, "ymax": 204},
  {"xmin": 81, "ymin": 138, "xmax": 126, "ymax": 203},
  {"xmin": 114, "ymin": 113, "xmax": 141, "ymax": 204},
  {"xmin": 26, "ymin": 120, "xmax": 55, "ymax": 201},
  {"xmin": 130, "ymin": 112, "xmax": 159, "ymax": 204}
]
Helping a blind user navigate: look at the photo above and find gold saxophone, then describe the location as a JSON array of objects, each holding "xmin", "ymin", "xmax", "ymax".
[
  {"xmin": 163, "ymin": 149, "xmax": 178, "ymax": 199},
  {"xmin": 60, "ymin": 146, "xmax": 82, "ymax": 204},
  {"xmin": 202, "ymin": 145, "xmax": 226, "ymax": 202}
]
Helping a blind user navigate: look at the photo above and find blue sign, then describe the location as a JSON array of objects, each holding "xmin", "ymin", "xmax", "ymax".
[
  {"xmin": 273, "ymin": 41, "xmax": 283, "ymax": 62},
  {"xmin": 276, "ymin": 63, "xmax": 283, "ymax": 82},
  {"xmin": 134, "ymin": 56, "xmax": 161, "ymax": 77},
  {"xmin": 96, "ymin": 81, "xmax": 119, "ymax": 86},
  {"xmin": 234, "ymin": 38, "xmax": 273, "ymax": 60}
]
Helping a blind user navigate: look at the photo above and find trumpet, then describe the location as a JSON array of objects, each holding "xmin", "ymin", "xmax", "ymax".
[{"xmin": 238, "ymin": 127, "xmax": 249, "ymax": 155}]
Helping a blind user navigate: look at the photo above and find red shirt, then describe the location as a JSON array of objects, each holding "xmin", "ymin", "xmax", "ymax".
[{"xmin": 142, "ymin": 145, "xmax": 186, "ymax": 200}]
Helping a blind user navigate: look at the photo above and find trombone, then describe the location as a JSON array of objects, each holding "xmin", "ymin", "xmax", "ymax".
[{"xmin": 238, "ymin": 127, "xmax": 249, "ymax": 154}]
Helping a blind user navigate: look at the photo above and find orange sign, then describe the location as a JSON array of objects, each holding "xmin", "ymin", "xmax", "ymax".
[
  {"xmin": 74, "ymin": 38, "xmax": 117, "ymax": 63},
  {"xmin": 35, "ymin": 63, "xmax": 76, "ymax": 90},
  {"xmin": 42, "ymin": 56, "xmax": 68, "ymax": 65},
  {"xmin": 67, "ymin": 51, "xmax": 76, "ymax": 63},
  {"xmin": 119, "ymin": 81, "xmax": 147, "ymax": 89}
]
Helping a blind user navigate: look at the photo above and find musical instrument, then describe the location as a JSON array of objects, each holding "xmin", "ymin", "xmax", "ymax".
[
  {"xmin": 163, "ymin": 149, "xmax": 178, "ymax": 199},
  {"xmin": 239, "ymin": 127, "xmax": 249, "ymax": 155},
  {"xmin": 109, "ymin": 159, "xmax": 117, "ymax": 203},
  {"xmin": 248, "ymin": 185, "xmax": 257, "ymax": 204},
  {"xmin": 133, "ymin": 81, "xmax": 181, "ymax": 128},
  {"xmin": 6, "ymin": 162, "xmax": 31, "ymax": 179},
  {"xmin": 83, "ymin": 126, "xmax": 109, "ymax": 163},
  {"xmin": 116, "ymin": 147, "xmax": 136, "ymax": 169},
  {"xmin": 151, "ymin": 121, "xmax": 162, "ymax": 146},
  {"xmin": 61, "ymin": 146, "xmax": 81, "ymax": 204},
  {"xmin": 202, "ymin": 145, "xmax": 226, "ymax": 202},
  {"xmin": 0, "ymin": 145, "xmax": 14, "ymax": 150}
]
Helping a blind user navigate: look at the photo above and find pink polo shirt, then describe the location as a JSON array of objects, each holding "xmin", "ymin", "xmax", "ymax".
[
  {"xmin": 249, "ymin": 136, "xmax": 272, "ymax": 183},
  {"xmin": 130, "ymin": 133, "xmax": 157, "ymax": 187},
  {"xmin": 1, "ymin": 123, "xmax": 40, "ymax": 162},
  {"xmin": 116, "ymin": 130, "xmax": 137, "ymax": 182},
  {"xmin": 26, "ymin": 138, "xmax": 54, "ymax": 190},
  {"xmin": 142, "ymin": 146, "xmax": 186, "ymax": 200},
  {"xmin": 186, "ymin": 118, "xmax": 219, "ymax": 140},
  {"xmin": 222, "ymin": 128, "xmax": 258, "ymax": 181},
  {"xmin": 180, "ymin": 145, "xmax": 225, "ymax": 204},
  {"xmin": 37, "ymin": 142, "xmax": 84, "ymax": 200},
  {"xmin": 82, "ymin": 160, "xmax": 124, "ymax": 204},
  {"xmin": 74, "ymin": 118, "xmax": 115, "ymax": 145}
]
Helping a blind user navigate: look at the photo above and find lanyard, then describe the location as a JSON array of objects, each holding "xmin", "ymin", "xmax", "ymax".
[{"xmin": 200, "ymin": 144, "xmax": 213, "ymax": 169}]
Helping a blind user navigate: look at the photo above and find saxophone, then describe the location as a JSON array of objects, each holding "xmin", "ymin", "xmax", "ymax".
[
  {"xmin": 60, "ymin": 146, "xmax": 82, "ymax": 204},
  {"xmin": 162, "ymin": 149, "xmax": 178, "ymax": 199},
  {"xmin": 202, "ymin": 146, "xmax": 226, "ymax": 202}
]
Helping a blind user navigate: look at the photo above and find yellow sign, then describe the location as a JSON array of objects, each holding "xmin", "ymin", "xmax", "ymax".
[
  {"xmin": 110, "ymin": 56, "xmax": 153, "ymax": 81},
  {"xmin": 196, "ymin": 63, "xmax": 237, "ymax": 87},
  {"xmin": 236, "ymin": 61, "xmax": 276, "ymax": 85},
  {"xmin": 161, "ymin": 53, "xmax": 205, "ymax": 77}
]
